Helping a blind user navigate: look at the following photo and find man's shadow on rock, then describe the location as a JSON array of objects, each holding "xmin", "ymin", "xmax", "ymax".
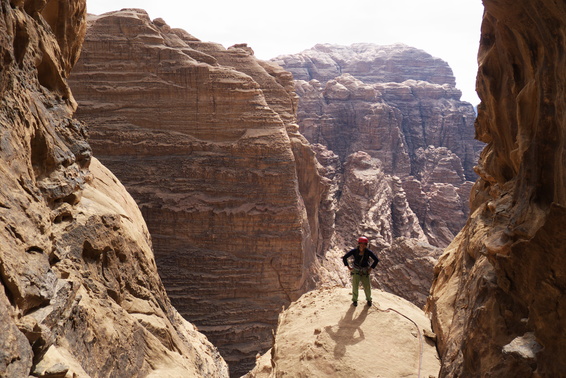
[{"xmin": 324, "ymin": 305, "xmax": 370, "ymax": 358}]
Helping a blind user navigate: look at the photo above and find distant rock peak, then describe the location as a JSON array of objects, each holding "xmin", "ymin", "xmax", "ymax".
[{"xmin": 272, "ymin": 43, "xmax": 456, "ymax": 87}]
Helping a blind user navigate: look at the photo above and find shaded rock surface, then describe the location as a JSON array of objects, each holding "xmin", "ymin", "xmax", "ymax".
[
  {"xmin": 428, "ymin": 0, "xmax": 566, "ymax": 376},
  {"xmin": 68, "ymin": 10, "xmax": 325, "ymax": 376},
  {"xmin": 244, "ymin": 288, "xmax": 440, "ymax": 378},
  {"xmin": 375, "ymin": 237, "xmax": 443, "ymax": 307},
  {"xmin": 0, "ymin": 1, "xmax": 227, "ymax": 377}
]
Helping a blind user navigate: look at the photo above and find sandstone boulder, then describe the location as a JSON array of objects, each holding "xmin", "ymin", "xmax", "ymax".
[{"xmin": 244, "ymin": 288, "xmax": 440, "ymax": 378}]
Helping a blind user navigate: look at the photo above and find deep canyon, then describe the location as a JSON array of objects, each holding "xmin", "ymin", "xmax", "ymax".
[{"xmin": 1, "ymin": 0, "xmax": 565, "ymax": 377}]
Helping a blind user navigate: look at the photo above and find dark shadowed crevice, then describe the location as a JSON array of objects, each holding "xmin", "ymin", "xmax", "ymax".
[
  {"xmin": 13, "ymin": 19, "xmax": 28, "ymax": 68},
  {"xmin": 30, "ymin": 129, "xmax": 54, "ymax": 179}
]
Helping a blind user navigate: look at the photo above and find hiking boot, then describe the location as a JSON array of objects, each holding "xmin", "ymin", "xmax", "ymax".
[
  {"xmin": 352, "ymin": 301, "xmax": 358, "ymax": 307},
  {"xmin": 367, "ymin": 300, "xmax": 372, "ymax": 307}
]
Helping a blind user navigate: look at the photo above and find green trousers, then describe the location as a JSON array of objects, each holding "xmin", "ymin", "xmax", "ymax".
[{"xmin": 352, "ymin": 272, "xmax": 372, "ymax": 302}]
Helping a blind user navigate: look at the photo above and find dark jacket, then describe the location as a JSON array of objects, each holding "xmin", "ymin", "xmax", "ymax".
[{"xmin": 342, "ymin": 247, "xmax": 379, "ymax": 269}]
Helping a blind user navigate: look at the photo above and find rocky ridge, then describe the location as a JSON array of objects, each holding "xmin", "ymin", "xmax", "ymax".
[
  {"xmin": 68, "ymin": 9, "xmax": 326, "ymax": 376},
  {"xmin": 427, "ymin": 0, "xmax": 566, "ymax": 376},
  {"xmin": 273, "ymin": 45, "xmax": 482, "ymax": 304},
  {"xmin": 277, "ymin": 43, "xmax": 457, "ymax": 88},
  {"xmin": 0, "ymin": 1, "xmax": 226, "ymax": 377},
  {"xmin": 275, "ymin": 44, "xmax": 482, "ymax": 240},
  {"xmin": 245, "ymin": 288, "xmax": 440, "ymax": 378}
]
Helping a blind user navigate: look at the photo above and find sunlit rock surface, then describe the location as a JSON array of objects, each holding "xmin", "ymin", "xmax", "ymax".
[
  {"xmin": 0, "ymin": 1, "xmax": 227, "ymax": 377},
  {"xmin": 68, "ymin": 10, "xmax": 325, "ymax": 375},
  {"xmin": 244, "ymin": 288, "xmax": 440, "ymax": 378},
  {"xmin": 427, "ymin": 0, "xmax": 566, "ymax": 376}
]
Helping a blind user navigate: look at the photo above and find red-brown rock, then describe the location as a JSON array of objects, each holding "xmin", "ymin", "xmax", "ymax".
[
  {"xmin": 278, "ymin": 46, "xmax": 483, "ymax": 253},
  {"xmin": 275, "ymin": 44, "xmax": 482, "ymax": 310},
  {"xmin": 428, "ymin": 0, "xmax": 566, "ymax": 376},
  {"xmin": 68, "ymin": 10, "xmax": 325, "ymax": 375},
  {"xmin": 273, "ymin": 43, "xmax": 456, "ymax": 88}
]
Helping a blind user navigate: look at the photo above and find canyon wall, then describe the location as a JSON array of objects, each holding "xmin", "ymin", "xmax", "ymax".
[
  {"xmin": 427, "ymin": 0, "xmax": 566, "ymax": 376},
  {"xmin": 0, "ymin": 1, "xmax": 226, "ymax": 377},
  {"xmin": 68, "ymin": 10, "xmax": 325, "ymax": 375},
  {"xmin": 274, "ymin": 44, "xmax": 483, "ymax": 306},
  {"xmin": 274, "ymin": 44, "xmax": 483, "ymax": 247}
]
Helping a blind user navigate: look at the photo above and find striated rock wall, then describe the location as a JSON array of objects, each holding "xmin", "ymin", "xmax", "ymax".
[
  {"xmin": 274, "ymin": 44, "xmax": 480, "ymax": 178},
  {"xmin": 275, "ymin": 45, "xmax": 483, "ymax": 250},
  {"xmin": 68, "ymin": 10, "xmax": 325, "ymax": 375},
  {"xmin": 275, "ymin": 44, "xmax": 482, "ymax": 307},
  {"xmin": 0, "ymin": 1, "xmax": 227, "ymax": 377},
  {"xmin": 276, "ymin": 43, "xmax": 456, "ymax": 88},
  {"xmin": 428, "ymin": 0, "xmax": 566, "ymax": 376}
]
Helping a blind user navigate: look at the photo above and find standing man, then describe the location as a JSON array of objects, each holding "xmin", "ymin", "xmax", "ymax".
[{"xmin": 342, "ymin": 236, "xmax": 379, "ymax": 307}]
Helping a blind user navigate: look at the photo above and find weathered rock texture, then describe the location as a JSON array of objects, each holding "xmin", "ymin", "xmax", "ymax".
[
  {"xmin": 274, "ymin": 44, "xmax": 483, "ymax": 249},
  {"xmin": 68, "ymin": 10, "xmax": 325, "ymax": 375},
  {"xmin": 0, "ymin": 1, "xmax": 227, "ymax": 377},
  {"xmin": 244, "ymin": 288, "xmax": 440, "ymax": 378},
  {"xmin": 428, "ymin": 0, "xmax": 566, "ymax": 376},
  {"xmin": 313, "ymin": 149, "xmax": 441, "ymax": 307},
  {"xmin": 274, "ymin": 44, "xmax": 482, "ymax": 307}
]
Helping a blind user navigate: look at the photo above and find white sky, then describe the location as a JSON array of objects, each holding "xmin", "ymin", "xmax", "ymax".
[{"xmin": 86, "ymin": 0, "xmax": 484, "ymax": 105}]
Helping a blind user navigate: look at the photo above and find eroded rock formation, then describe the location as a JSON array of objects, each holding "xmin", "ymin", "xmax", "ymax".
[
  {"xmin": 427, "ymin": 0, "xmax": 566, "ymax": 376},
  {"xmin": 274, "ymin": 44, "xmax": 481, "ymax": 308},
  {"xmin": 313, "ymin": 149, "xmax": 441, "ymax": 307},
  {"xmin": 68, "ymin": 10, "xmax": 325, "ymax": 375},
  {"xmin": 244, "ymin": 288, "xmax": 440, "ymax": 378},
  {"xmin": 0, "ymin": 1, "xmax": 226, "ymax": 376},
  {"xmin": 275, "ymin": 44, "xmax": 483, "ymax": 250}
]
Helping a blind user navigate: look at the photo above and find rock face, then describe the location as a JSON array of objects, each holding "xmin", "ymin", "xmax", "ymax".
[
  {"xmin": 313, "ymin": 149, "xmax": 442, "ymax": 308},
  {"xmin": 427, "ymin": 0, "xmax": 566, "ymax": 376},
  {"xmin": 0, "ymin": 1, "xmax": 227, "ymax": 377},
  {"xmin": 277, "ymin": 43, "xmax": 456, "ymax": 88},
  {"xmin": 68, "ymin": 10, "xmax": 325, "ymax": 375},
  {"xmin": 274, "ymin": 44, "xmax": 483, "ymax": 249},
  {"xmin": 244, "ymin": 288, "xmax": 440, "ymax": 378},
  {"xmin": 274, "ymin": 44, "xmax": 481, "ymax": 307}
]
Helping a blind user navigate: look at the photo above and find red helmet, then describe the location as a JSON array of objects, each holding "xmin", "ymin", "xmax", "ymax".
[{"xmin": 357, "ymin": 236, "xmax": 369, "ymax": 244}]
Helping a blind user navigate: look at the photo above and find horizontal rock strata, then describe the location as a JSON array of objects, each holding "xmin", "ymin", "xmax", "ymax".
[
  {"xmin": 68, "ymin": 10, "xmax": 324, "ymax": 376},
  {"xmin": 274, "ymin": 44, "xmax": 483, "ymax": 307},
  {"xmin": 275, "ymin": 45, "xmax": 483, "ymax": 244}
]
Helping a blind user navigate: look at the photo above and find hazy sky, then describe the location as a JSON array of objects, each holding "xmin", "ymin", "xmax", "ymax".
[{"xmin": 86, "ymin": 0, "xmax": 484, "ymax": 105}]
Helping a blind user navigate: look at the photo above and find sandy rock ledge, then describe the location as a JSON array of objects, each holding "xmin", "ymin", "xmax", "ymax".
[{"xmin": 245, "ymin": 288, "xmax": 440, "ymax": 377}]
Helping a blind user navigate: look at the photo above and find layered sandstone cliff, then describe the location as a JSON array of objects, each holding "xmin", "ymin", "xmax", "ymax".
[
  {"xmin": 1, "ymin": 1, "xmax": 226, "ymax": 377},
  {"xmin": 274, "ymin": 44, "xmax": 481, "ymax": 307},
  {"xmin": 428, "ymin": 0, "xmax": 566, "ymax": 376},
  {"xmin": 274, "ymin": 44, "xmax": 482, "ymax": 249},
  {"xmin": 68, "ymin": 10, "xmax": 325, "ymax": 375}
]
